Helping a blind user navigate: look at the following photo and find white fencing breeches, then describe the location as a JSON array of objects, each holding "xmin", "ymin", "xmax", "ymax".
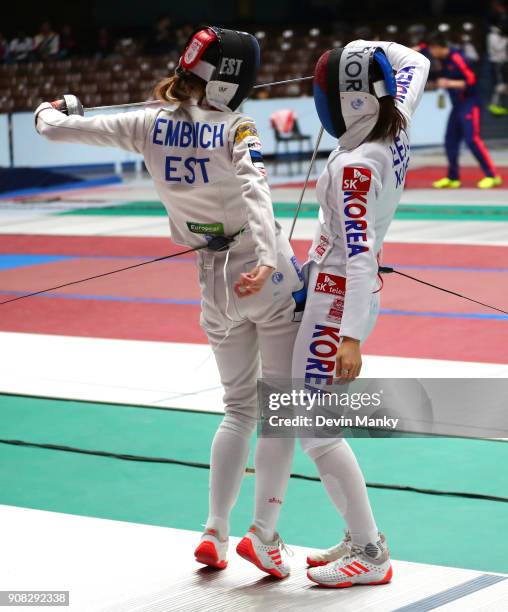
[
  {"xmin": 292, "ymin": 261, "xmax": 380, "ymax": 454},
  {"xmin": 199, "ymin": 233, "xmax": 302, "ymax": 540},
  {"xmin": 291, "ymin": 261, "xmax": 381, "ymax": 545}
]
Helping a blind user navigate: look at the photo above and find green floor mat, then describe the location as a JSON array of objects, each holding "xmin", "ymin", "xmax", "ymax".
[
  {"xmin": 0, "ymin": 395, "xmax": 505, "ymax": 500},
  {"xmin": 59, "ymin": 201, "xmax": 508, "ymax": 221},
  {"xmin": 0, "ymin": 394, "xmax": 506, "ymax": 573},
  {"xmin": 1, "ymin": 444, "xmax": 506, "ymax": 574}
]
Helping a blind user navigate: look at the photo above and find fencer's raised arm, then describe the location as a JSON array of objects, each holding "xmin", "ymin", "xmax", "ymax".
[
  {"xmin": 34, "ymin": 103, "xmax": 149, "ymax": 153},
  {"xmin": 230, "ymin": 118, "xmax": 277, "ymax": 269},
  {"xmin": 359, "ymin": 40, "xmax": 430, "ymax": 120}
]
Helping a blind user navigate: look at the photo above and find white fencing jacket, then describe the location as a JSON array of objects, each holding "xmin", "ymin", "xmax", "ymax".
[
  {"xmin": 35, "ymin": 99, "xmax": 278, "ymax": 268},
  {"xmin": 308, "ymin": 42, "xmax": 430, "ymax": 340}
]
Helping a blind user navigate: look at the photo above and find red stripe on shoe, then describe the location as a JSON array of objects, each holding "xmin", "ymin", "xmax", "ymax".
[
  {"xmin": 352, "ymin": 561, "xmax": 370, "ymax": 573},
  {"xmin": 307, "ymin": 565, "xmax": 393, "ymax": 589},
  {"xmin": 236, "ymin": 537, "xmax": 287, "ymax": 580},
  {"xmin": 340, "ymin": 567, "xmax": 354, "ymax": 577},
  {"xmin": 346, "ymin": 564, "xmax": 363, "ymax": 575}
]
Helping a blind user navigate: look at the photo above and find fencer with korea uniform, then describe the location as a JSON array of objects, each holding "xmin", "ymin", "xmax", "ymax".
[
  {"xmin": 261, "ymin": 41, "xmax": 430, "ymax": 587},
  {"xmin": 34, "ymin": 27, "xmax": 304, "ymax": 578}
]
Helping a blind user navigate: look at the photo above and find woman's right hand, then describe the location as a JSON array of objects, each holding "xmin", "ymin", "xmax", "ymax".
[
  {"xmin": 336, "ymin": 337, "xmax": 362, "ymax": 381},
  {"xmin": 234, "ymin": 265, "xmax": 273, "ymax": 298}
]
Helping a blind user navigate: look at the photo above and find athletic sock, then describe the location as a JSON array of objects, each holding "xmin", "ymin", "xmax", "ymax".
[
  {"xmin": 311, "ymin": 441, "xmax": 379, "ymax": 547},
  {"xmin": 206, "ymin": 427, "xmax": 251, "ymax": 539},
  {"xmin": 252, "ymin": 437, "xmax": 295, "ymax": 542}
]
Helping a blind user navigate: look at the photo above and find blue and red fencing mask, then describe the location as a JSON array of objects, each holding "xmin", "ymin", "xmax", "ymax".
[{"xmin": 313, "ymin": 42, "xmax": 397, "ymax": 149}]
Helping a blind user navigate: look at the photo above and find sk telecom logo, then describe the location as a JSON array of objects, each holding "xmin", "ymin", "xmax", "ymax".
[
  {"xmin": 314, "ymin": 273, "xmax": 346, "ymax": 295},
  {"xmin": 342, "ymin": 166, "xmax": 372, "ymax": 192}
]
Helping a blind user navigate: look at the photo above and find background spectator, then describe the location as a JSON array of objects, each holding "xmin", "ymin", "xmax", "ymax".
[
  {"xmin": 175, "ymin": 25, "xmax": 194, "ymax": 50},
  {"xmin": 59, "ymin": 24, "xmax": 77, "ymax": 58},
  {"xmin": 408, "ymin": 24, "xmax": 427, "ymax": 49},
  {"xmin": 95, "ymin": 27, "xmax": 114, "ymax": 59},
  {"xmin": 33, "ymin": 22, "xmax": 60, "ymax": 60},
  {"xmin": 0, "ymin": 33, "xmax": 7, "ymax": 62},
  {"xmin": 0, "ymin": 11, "xmax": 504, "ymax": 114},
  {"xmin": 460, "ymin": 23, "xmax": 479, "ymax": 67},
  {"xmin": 7, "ymin": 30, "xmax": 33, "ymax": 62},
  {"xmin": 490, "ymin": 0, "xmax": 508, "ymax": 30},
  {"xmin": 461, "ymin": 34, "xmax": 479, "ymax": 65},
  {"xmin": 487, "ymin": 20, "xmax": 508, "ymax": 114},
  {"xmin": 146, "ymin": 14, "xmax": 176, "ymax": 55},
  {"xmin": 114, "ymin": 36, "xmax": 140, "ymax": 58}
]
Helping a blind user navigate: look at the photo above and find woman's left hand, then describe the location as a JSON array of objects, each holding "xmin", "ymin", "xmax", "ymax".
[
  {"xmin": 336, "ymin": 337, "xmax": 362, "ymax": 381},
  {"xmin": 234, "ymin": 265, "xmax": 273, "ymax": 298}
]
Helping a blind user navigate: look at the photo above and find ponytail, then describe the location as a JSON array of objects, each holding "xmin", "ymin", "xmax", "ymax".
[
  {"xmin": 367, "ymin": 96, "xmax": 407, "ymax": 143},
  {"xmin": 153, "ymin": 72, "xmax": 206, "ymax": 104}
]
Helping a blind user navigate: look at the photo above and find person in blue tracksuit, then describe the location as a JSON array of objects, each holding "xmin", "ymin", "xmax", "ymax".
[{"xmin": 427, "ymin": 32, "xmax": 502, "ymax": 189}]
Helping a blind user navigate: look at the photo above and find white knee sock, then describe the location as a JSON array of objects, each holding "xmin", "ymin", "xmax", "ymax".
[
  {"xmin": 252, "ymin": 437, "xmax": 295, "ymax": 542},
  {"xmin": 206, "ymin": 417, "xmax": 254, "ymax": 539},
  {"xmin": 310, "ymin": 441, "xmax": 379, "ymax": 547}
]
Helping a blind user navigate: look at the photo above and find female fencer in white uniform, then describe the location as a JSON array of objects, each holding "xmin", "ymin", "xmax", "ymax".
[
  {"xmin": 34, "ymin": 27, "xmax": 305, "ymax": 578},
  {"xmin": 253, "ymin": 40, "xmax": 430, "ymax": 587}
]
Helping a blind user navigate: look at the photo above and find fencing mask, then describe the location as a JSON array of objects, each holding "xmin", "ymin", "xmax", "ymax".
[
  {"xmin": 177, "ymin": 26, "xmax": 260, "ymax": 111},
  {"xmin": 313, "ymin": 42, "xmax": 397, "ymax": 149}
]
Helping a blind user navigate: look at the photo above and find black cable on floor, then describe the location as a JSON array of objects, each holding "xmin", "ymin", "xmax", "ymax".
[
  {"xmin": 379, "ymin": 266, "xmax": 508, "ymax": 315},
  {"xmin": 0, "ymin": 245, "xmax": 206, "ymax": 306},
  {"xmin": 288, "ymin": 472, "xmax": 508, "ymax": 502},
  {"xmin": 1, "ymin": 438, "xmax": 506, "ymax": 504}
]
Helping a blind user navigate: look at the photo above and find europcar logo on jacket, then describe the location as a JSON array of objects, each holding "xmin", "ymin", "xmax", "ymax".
[{"xmin": 341, "ymin": 166, "xmax": 371, "ymax": 258}]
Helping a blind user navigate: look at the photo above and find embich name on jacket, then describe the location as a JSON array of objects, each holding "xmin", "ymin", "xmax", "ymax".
[{"xmin": 152, "ymin": 118, "xmax": 225, "ymax": 149}]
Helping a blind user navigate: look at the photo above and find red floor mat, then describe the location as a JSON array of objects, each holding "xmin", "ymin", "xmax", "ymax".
[
  {"xmin": 1, "ymin": 235, "xmax": 506, "ymax": 363},
  {"xmin": 274, "ymin": 165, "xmax": 508, "ymax": 190}
]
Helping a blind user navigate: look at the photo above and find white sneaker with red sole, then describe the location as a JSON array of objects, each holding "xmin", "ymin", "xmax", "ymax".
[
  {"xmin": 307, "ymin": 536, "xmax": 392, "ymax": 588},
  {"xmin": 194, "ymin": 529, "xmax": 228, "ymax": 569},
  {"xmin": 236, "ymin": 526, "xmax": 291, "ymax": 579}
]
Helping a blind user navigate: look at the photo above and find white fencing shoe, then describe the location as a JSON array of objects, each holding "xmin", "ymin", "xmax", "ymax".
[
  {"xmin": 236, "ymin": 526, "xmax": 291, "ymax": 579},
  {"xmin": 307, "ymin": 535, "xmax": 392, "ymax": 588},
  {"xmin": 194, "ymin": 529, "xmax": 228, "ymax": 569}
]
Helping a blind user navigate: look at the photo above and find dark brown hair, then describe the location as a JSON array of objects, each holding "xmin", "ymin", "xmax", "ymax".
[
  {"xmin": 427, "ymin": 31, "xmax": 449, "ymax": 49},
  {"xmin": 367, "ymin": 96, "xmax": 407, "ymax": 142},
  {"xmin": 153, "ymin": 72, "xmax": 206, "ymax": 104}
]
